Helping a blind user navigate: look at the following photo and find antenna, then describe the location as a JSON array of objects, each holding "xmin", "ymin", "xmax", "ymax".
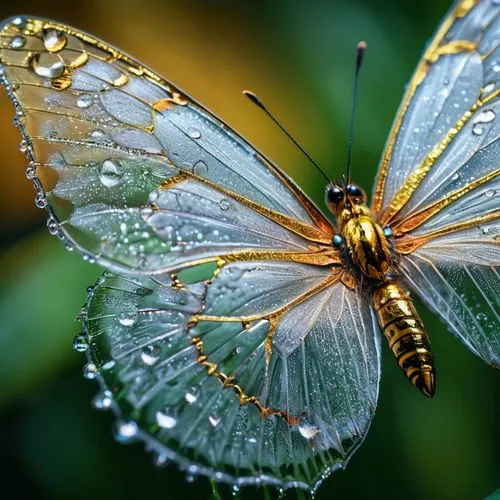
[
  {"xmin": 345, "ymin": 41, "xmax": 367, "ymax": 187},
  {"xmin": 243, "ymin": 90, "xmax": 331, "ymax": 184}
]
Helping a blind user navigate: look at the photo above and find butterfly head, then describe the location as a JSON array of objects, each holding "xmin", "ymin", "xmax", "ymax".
[{"xmin": 325, "ymin": 183, "xmax": 368, "ymax": 222}]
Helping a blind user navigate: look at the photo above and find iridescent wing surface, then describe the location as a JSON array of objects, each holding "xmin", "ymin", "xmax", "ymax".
[
  {"xmin": 372, "ymin": 0, "xmax": 500, "ymax": 365},
  {"xmin": 0, "ymin": 16, "xmax": 333, "ymax": 274},
  {"xmin": 82, "ymin": 268, "xmax": 380, "ymax": 490},
  {"xmin": 0, "ymin": 15, "xmax": 381, "ymax": 490}
]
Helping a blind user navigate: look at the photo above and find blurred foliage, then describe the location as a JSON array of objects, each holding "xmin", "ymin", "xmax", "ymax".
[{"xmin": 0, "ymin": 0, "xmax": 498, "ymax": 499}]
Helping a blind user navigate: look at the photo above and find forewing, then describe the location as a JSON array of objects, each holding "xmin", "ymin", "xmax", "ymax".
[
  {"xmin": 0, "ymin": 16, "xmax": 333, "ymax": 273},
  {"xmin": 81, "ymin": 265, "xmax": 381, "ymax": 490},
  {"xmin": 372, "ymin": 0, "xmax": 499, "ymax": 226}
]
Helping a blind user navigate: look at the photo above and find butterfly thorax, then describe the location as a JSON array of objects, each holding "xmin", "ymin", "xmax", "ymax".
[{"xmin": 326, "ymin": 183, "xmax": 392, "ymax": 281}]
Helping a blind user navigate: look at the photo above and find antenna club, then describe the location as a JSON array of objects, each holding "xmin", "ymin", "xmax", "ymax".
[{"xmin": 357, "ymin": 41, "xmax": 367, "ymax": 51}]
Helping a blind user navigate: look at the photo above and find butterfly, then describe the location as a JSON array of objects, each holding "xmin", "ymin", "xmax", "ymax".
[{"xmin": 0, "ymin": 0, "xmax": 498, "ymax": 493}]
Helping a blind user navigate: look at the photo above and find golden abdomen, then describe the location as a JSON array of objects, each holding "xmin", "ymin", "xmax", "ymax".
[{"xmin": 372, "ymin": 282, "xmax": 436, "ymax": 397}]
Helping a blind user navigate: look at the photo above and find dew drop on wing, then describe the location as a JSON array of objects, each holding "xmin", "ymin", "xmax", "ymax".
[
  {"xmin": 9, "ymin": 35, "xmax": 26, "ymax": 49},
  {"xmin": 77, "ymin": 94, "xmax": 93, "ymax": 109},
  {"xmin": 156, "ymin": 408, "xmax": 178, "ymax": 429},
  {"xmin": 99, "ymin": 159, "xmax": 124, "ymax": 187},
  {"xmin": 140, "ymin": 344, "xmax": 162, "ymax": 365},
  {"xmin": 91, "ymin": 390, "xmax": 113, "ymax": 410},
  {"xmin": 114, "ymin": 420, "xmax": 139, "ymax": 443}
]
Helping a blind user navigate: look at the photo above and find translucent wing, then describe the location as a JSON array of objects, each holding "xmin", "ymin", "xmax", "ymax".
[
  {"xmin": 373, "ymin": 0, "xmax": 499, "ymax": 223},
  {"xmin": 81, "ymin": 266, "xmax": 381, "ymax": 490},
  {"xmin": 0, "ymin": 16, "xmax": 333, "ymax": 274},
  {"xmin": 372, "ymin": 0, "xmax": 500, "ymax": 365}
]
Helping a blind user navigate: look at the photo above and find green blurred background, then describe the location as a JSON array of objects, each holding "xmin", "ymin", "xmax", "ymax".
[{"xmin": 0, "ymin": 0, "xmax": 498, "ymax": 498}]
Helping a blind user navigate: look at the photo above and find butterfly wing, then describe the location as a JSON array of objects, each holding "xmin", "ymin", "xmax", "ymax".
[
  {"xmin": 0, "ymin": 16, "xmax": 381, "ymax": 489},
  {"xmin": 82, "ymin": 268, "xmax": 380, "ymax": 490},
  {"xmin": 372, "ymin": 0, "xmax": 499, "ymax": 365},
  {"xmin": 0, "ymin": 16, "xmax": 333, "ymax": 274}
]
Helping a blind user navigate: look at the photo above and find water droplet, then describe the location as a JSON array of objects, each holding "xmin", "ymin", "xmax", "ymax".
[
  {"xmin": 485, "ymin": 189, "xmax": 496, "ymax": 198},
  {"xmin": 481, "ymin": 226, "xmax": 490, "ymax": 235},
  {"xmin": 90, "ymin": 129, "xmax": 106, "ymax": 140},
  {"xmin": 152, "ymin": 452, "xmax": 169, "ymax": 468},
  {"xmin": 101, "ymin": 360, "xmax": 116, "ymax": 371},
  {"xmin": 219, "ymin": 198, "xmax": 231, "ymax": 211},
  {"xmin": 298, "ymin": 416, "xmax": 320, "ymax": 440},
  {"xmin": 77, "ymin": 94, "xmax": 93, "ymax": 109},
  {"xmin": 451, "ymin": 173, "xmax": 460, "ymax": 181},
  {"xmin": 25, "ymin": 163, "xmax": 37, "ymax": 179},
  {"xmin": 483, "ymin": 82, "xmax": 495, "ymax": 95},
  {"xmin": 83, "ymin": 362, "xmax": 97, "ymax": 379},
  {"xmin": 43, "ymin": 29, "xmax": 67, "ymax": 52},
  {"xmin": 472, "ymin": 124, "xmax": 484, "ymax": 135},
  {"xmin": 117, "ymin": 310, "xmax": 138, "ymax": 327},
  {"xmin": 140, "ymin": 344, "xmax": 161, "ymax": 365},
  {"xmin": 114, "ymin": 420, "xmax": 139, "ymax": 442},
  {"xmin": 208, "ymin": 415, "xmax": 221, "ymax": 428},
  {"xmin": 11, "ymin": 17, "xmax": 25, "ymax": 27},
  {"xmin": 494, "ymin": 63, "xmax": 500, "ymax": 73},
  {"xmin": 30, "ymin": 52, "xmax": 65, "ymax": 79},
  {"xmin": 47, "ymin": 218, "xmax": 59, "ymax": 235},
  {"xmin": 99, "ymin": 159, "xmax": 124, "ymax": 187},
  {"xmin": 185, "ymin": 473, "xmax": 195, "ymax": 483},
  {"xmin": 156, "ymin": 408, "xmax": 177, "ymax": 429},
  {"xmin": 10, "ymin": 35, "xmax": 26, "ymax": 49},
  {"xmin": 35, "ymin": 192, "xmax": 47, "ymax": 208},
  {"xmin": 232, "ymin": 485, "xmax": 240, "ymax": 496},
  {"xmin": 474, "ymin": 109, "xmax": 496, "ymax": 124},
  {"xmin": 184, "ymin": 388, "xmax": 198, "ymax": 404},
  {"xmin": 92, "ymin": 390, "xmax": 113, "ymax": 410},
  {"xmin": 192, "ymin": 160, "xmax": 208, "ymax": 175},
  {"xmin": 72, "ymin": 334, "xmax": 88, "ymax": 352},
  {"xmin": 0, "ymin": 64, "xmax": 5, "ymax": 77},
  {"xmin": 383, "ymin": 227, "xmax": 393, "ymax": 237},
  {"xmin": 187, "ymin": 126, "xmax": 201, "ymax": 139},
  {"xmin": 439, "ymin": 87, "xmax": 450, "ymax": 98}
]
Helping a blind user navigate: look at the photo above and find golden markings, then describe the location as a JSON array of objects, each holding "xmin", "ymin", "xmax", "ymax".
[
  {"xmin": 395, "ymin": 210, "xmax": 500, "ymax": 254},
  {"xmin": 393, "ymin": 168, "xmax": 500, "ymax": 234},
  {"xmin": 112, "ymin": 73, "xmax": 129, "ymax": 87},
  {"xmin": 190, "ymin": 336, "xmax": 299, "ymax": 425},
  {"xmin": 380, "ymin": 89, "xmax": 500, "ymax": 226},
  {"xmin": 159, "ymin": 172, "xmax": 189, "ymax": 190},
  {"xmin": 152, "ymin": 92, "xmax": 188, "ymax": 112},
  {"xmin": 128, "ymin": 65, "xmax": 144, "ymax": 77},
  {"xmin": 373, "ymin": 282, "xmax": 435, "ymax": 397},
  {"xmin": 372, "ymin": 0, "xmax": 480, "ymax": 215},
  {"xmin": 455, "ymin": 0, "xmax": 478, "ymax": 18},
  {"xmin": 51, "ymin": 72, "xmax": 72, "ymax": 91},
  {"xmin": 188, "ymin": 270, "xmax": 342, "ymax": 423},
  {"xmin": 67, "ymin": 52, "xmax": 89, "ymax": 69},
  {"xmin": 169, "ymin": 273, "xmax": 184, "ymax": 290},
  {"xmin": 425, "ymin": 40, "xmax": 476, "ymax": 63}
]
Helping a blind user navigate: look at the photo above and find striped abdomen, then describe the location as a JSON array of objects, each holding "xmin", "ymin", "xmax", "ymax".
[{"xmin": 372, "ymin": 282, "xmax": 436, "ymax": 397}]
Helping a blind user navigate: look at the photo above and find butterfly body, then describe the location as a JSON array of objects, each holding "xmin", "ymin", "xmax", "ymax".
[{"xmin": 328, "ymin": 183, "xmax": 436, "ymax": 396}]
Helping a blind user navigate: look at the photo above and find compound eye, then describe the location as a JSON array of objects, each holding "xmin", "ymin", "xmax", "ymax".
[
  {"xmin": 346, "ymin": 184, "xmax": 363, "ymax": 197},
  {"xmin": 326, "ymin": 186, "xmax": 344, "ymax": 204}
]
